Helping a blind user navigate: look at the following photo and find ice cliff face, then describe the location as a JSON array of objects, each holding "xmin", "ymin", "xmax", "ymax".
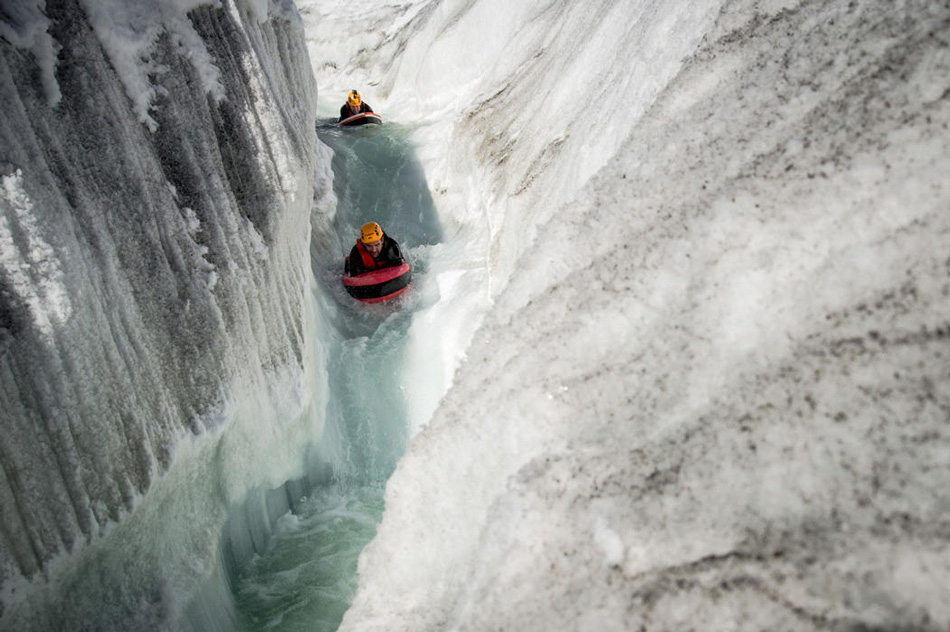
[
  {"xmin": 320, "ymin": 1, "xmax": 950, "ymax": 630},
  {"xmin": 1, "ymin": 0, "xmax": 320, "ymax": 623}
]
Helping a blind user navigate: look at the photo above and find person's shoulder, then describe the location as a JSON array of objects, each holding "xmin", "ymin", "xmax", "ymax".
[{"xmin": 383, "ymin": 237, "xmax": 403, "ymax": 260}]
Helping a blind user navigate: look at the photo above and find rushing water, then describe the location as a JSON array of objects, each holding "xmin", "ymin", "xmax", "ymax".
[{"xmin": 226, "ymin": 119, "xmax": 441, "ymax": 631}]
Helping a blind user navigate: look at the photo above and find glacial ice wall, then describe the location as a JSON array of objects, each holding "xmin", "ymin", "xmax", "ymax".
[
  {"xmin": 309, "ymin": 1, "xmax": 950, "ymax": 630},
  {"xmin": 0, "ymin": 0, "xmax": 322, "ymax": 622}
]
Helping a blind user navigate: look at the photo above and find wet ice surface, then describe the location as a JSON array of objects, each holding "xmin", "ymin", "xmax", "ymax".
[{"xmin": 2, "ymin": 2, "xmax": 321, "ymax": 629}]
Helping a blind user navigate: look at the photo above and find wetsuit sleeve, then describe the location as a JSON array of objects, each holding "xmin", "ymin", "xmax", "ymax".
[
  {"xmin": 339, "ymin": 105, "xmax": 349, "ymax": 122},
  {"xmin": 361, "ymin": 102, "xmax": 374, "ymax": 113}
]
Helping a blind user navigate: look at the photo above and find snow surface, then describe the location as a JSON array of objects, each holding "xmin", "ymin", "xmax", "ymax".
[{"xmin": 302, "ymin": 0, "xmax": 950, "ymax": 630}]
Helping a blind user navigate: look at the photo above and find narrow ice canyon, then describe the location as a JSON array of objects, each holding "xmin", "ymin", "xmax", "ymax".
[{"xmin": 2, "ymin": 0, "xmax": 948, "ymax": 630}]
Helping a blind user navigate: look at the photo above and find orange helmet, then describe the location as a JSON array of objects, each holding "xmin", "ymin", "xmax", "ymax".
[
  {"xmin": 360, "ymin": 222, "xmax": 382, "ymax": 244},
  {"xmin": 347, "ymin": 90, "xmax": 361, "ymax": 107}
]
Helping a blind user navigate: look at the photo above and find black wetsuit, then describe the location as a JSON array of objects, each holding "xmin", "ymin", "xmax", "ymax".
[
  {"xmin": 345, "ymin": 234, "xmax": 403, "ymax": 276},
  {"xmin": 339, "ymin": 102, "xmax": 374, "ymax": 122}
]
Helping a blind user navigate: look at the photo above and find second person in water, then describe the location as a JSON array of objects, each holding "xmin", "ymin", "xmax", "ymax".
[
  {"xmin": 345, "ymin": 222, "xmax": 404, "ymax": 276},
  {"xmin": 339, "ymin": 89, "xmax": 374, "ymax": 122}
]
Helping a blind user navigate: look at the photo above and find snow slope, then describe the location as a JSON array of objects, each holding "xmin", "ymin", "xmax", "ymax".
[{"xmin": 304, "ymin": 0, "xmax": 950, "ymax": 629}]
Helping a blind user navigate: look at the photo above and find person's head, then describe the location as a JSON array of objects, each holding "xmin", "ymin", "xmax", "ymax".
[
  {"xmin": 347, "ymin": 90, "xmax": 361, "ymax": 110},
  {"xmin": 360, "ymin": 221, "xmax": 383, "ymax": 257}
]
